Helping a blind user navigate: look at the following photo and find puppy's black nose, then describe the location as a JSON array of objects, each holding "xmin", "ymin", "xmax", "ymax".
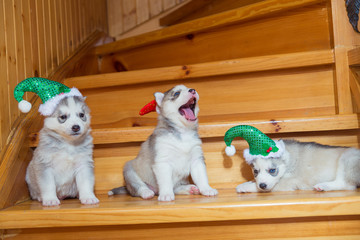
[
  {"xmin": 72, "ymin": 125, "xmax": 80, "ymax": 132},
  {"xmin": 189, "ymin": 89, "xmax": 196, "ymax": 94},
  {"xmin": 259, "ymin": 183, "xmax": 267, "ymax": 190}
]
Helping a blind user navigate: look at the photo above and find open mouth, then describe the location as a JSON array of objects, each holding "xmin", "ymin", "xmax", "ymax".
[{"xmin": 179, "ymin": 97, "xmax": 197, "ymax": 121}]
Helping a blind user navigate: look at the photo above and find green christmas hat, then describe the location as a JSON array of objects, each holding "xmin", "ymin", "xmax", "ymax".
[
  {"xmin": 224, "ymin": 125, "xmax": 285, "ymax": 163},
  {"xmin": 14, "ymin": 77, "xmax": 83, "ymax": 116}
]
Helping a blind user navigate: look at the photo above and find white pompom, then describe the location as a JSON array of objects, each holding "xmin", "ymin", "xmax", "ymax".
[
  {"xmin": 18, "ymin": 100, "xmax": 32, "ymax": 113},
  {"xmin": 225, "ymin": 145, "xmax": 236, "ymax": 156}
]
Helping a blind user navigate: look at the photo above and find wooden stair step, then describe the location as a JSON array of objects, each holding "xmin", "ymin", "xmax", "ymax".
[
  {"xmin": 29, "ymin": 114, "xmax": 360, "ymax": 147},
  {"xmin": 1, "ymin": 188, "xmax": 360, "ymax": 229},
  {"xmin": 64, "ymin": 50, "xmax": 334, "ymax": 90},
  {"xmin": 94, "ymin": 0, "xmax": 323, "ymax": 56}
]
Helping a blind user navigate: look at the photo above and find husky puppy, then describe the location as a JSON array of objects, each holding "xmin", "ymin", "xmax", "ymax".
[
  {"xmin": 236, "ymin": 140, "xmax": 360, "ymax": 193},
  {"xmin": 26, "ymin": 96, "xmax": 99, "ymax": 206},
  {"xmin": 109, "ymin": 85, "xmax": 218, "ymax": 201}
]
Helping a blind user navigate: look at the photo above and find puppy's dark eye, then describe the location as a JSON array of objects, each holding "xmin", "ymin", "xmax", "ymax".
[
  {"xmin": 253, "ymin": 169, "xmax": 259, "ymax": 177},
  {"xmin": 174, "ymin": 91, "xmax": 180, "ymax": 97},
  {"xmin": 268, "ymin": 168, "xmax": 278, "ymax": 176},
  {"xmin": 58, "ymin": 115, "xmax": 67, "ymax": 123},
  {"xmin": 79, "ymin": 112, "xmax": 86, "ymax": 121}
]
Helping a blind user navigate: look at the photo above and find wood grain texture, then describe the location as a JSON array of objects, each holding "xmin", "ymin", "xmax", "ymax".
[
  {"xmin": 107, "ymin": 0, "xmax": 123, "ymax": 36},
  {"xmin": 95, "ymin": 0, "xmax": 325, "ymax": 55},
  {"xmin": 329, "ymin": 0, "xmax": 360, "ymax": 114},
  {"xmin": 4, "ymin": 0, "xmax": 20, "ymax": 125},
  {"xmin": 349, "ymin": 69, "xmax": 360, "ymax": 112},
  {"xmin": 21, "ymin": 0, "xmax": 35, "ymax": 79},
  {"xmin": 115, "ymin": 0, "xmax": 191, "ymax": 41},
  {"xmin": 159, "ymin": 0, "xmax": 213, "ymax": 26},
  {"xmin": 111, "ymin": 2, "xmax": 331, "ymax": 71},
  {"xmin": 149, "ymin": 0, "xmax": 163, "ymax": 17},
  {"xmin": 163, "ymin": 0, "xmax": 176, "ymax": 10},
  {"xmin": 0, "ymin": 189, "xmax": 360, "ymax": 229},
  {"xmin": 162, "ymin": 0, "xmax": 266, "ymax": 26},
  {"xmin": 63, "ymin": 66, "xmax": 337, "ymax": 127},
  {"xmin": 92, "ymin": 130, "xmax": 360, "ymax": 193},
  {"xmin": 122, "ymin": 0, "xmax": 137, "ymax": 32},
  {"xmin": 0, "ymin": 0, "xmax": 10, "ymax": 151},
  {"xmin": 136, "ymin": 0, "xmax": 150, "ymax": 24},
  {"xmin": 107, "ymin": 0, "xmax": 187, "ymax": 38},
  {"xmin": 348, "ymin": 47, "xmax": 360, "ymax": 66},
  {"xmin": 333, "ymin": 47, "xmax": 353, "ymax": 114},
  {"xmin": 29, "ymin": 114, "xmax": 360, "ymax": 147},
  {"xmin": 65, "ymin": 50, "xmax": 334, "ymax": 89},
  {"xmin": 3, "ymin": 217, "xmax": 360, "ymax": 240},
  {"xmin": 0, "ymin": 0, "xmax": 107, "ymax": 159}
]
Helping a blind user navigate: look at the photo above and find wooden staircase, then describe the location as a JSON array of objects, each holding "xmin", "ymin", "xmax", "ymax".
[{"xmin": 2, "ymin": 0, "xmax": 360, "ymax": 239}]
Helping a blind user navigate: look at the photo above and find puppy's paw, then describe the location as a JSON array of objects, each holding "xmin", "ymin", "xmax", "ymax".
[
  {"xmin": 158, "ymin": 193, "xmax": 175, "ymax": 202},
  {"xmin": 42, "ymin": 198, "xmax": 60, "ymax": 206},
  {"xmin": 314, "ymin": 183, "xmax": 327, "ymax": 192},
  {"xmin": 236, "ymin": 181, "xmax": 258, "ymax": 193},
  {"xmin": 80, "ymin": 197, "xmax": 100, "ymax": 205},
  {"xmin": 190, "ymin": 186, "xmax": 200, "ymax": 195},
  {"xmin": 139, "ymin": 188, "xmax": 155, "ymax": 200},
  {"xmin": 174, "ymin": 184, "xmax": 200, "ymax": 195},
  {"xmin": 200, "ymin": 188, "xmax": 218, "ymax": 196}
]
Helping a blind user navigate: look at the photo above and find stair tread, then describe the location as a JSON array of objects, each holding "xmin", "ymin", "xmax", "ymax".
[
  {"xmin": 1, "ymin": 188, "xmax": 359, "ymax": 229},
  {"xmin": 29, "ymin": 114, "xmax": 360, "ymax": 147}
]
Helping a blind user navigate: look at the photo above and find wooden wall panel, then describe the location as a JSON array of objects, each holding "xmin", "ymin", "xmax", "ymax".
[
  {"xmin": 0, "ymin": 0, "xmax": 10, "ymax": 150},
  {"xmin": 136, "ymin": 0, "xmax": 150, "ymax": 24},
  {"xmin": 107, "ymin": 0, "xmax": 186, "ymax": 37},
  {"xmin": 123, "ymin": 0, "xmax": 137, "ymax": 32},
  {"xmin": 0, "ymin": 0, "xmax": 107, "ymax": 154},
  {"xmin": 4, "ymin": 0, "xmax": 19, "ymax": 125}
]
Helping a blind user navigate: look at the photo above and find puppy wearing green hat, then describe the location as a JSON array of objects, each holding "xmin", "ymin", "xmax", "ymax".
[
  {"xmin": 14, "ymin": 77, "xmax": 99, "ymax": 206},
  {"xmin": 224, "ymin": 125, "xmax": 360, "ymax": 193}
]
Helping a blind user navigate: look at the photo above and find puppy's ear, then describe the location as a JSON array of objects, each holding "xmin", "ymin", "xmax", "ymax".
[{"xmin": 154, "ymin": 92, "xmax": 164, "ymax": 114}]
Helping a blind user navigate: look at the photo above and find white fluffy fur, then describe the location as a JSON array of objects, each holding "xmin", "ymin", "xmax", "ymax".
[
  {"xmin": 26, "ymin": 96, "xmax": 99, "ymax": 206},
  {"xmin": 19, "ymin": 100, "xmax": 32, "ymax": 113},
  {"xmin": 243, "ymin": 140, "xmax": 285, "ymax": 164},
  {"xmin": 109, "ymin": 85, "xmax": 217, "ymax": 201},
  {"xmin": 38, "ymin": 88, "xmax": 83, "ymax": 116},
  {"xmin": 225, "ymin": 145, "xmax": 236, "ymax": 156},
  {"xmin": 236, "ymin": 140, "xmax": 360, "ymax": 193}
]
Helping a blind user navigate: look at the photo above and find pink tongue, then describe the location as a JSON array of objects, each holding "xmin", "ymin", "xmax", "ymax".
[{"xmin": 181, "ymin": 107, "xmax": 196, "ymax": 120}]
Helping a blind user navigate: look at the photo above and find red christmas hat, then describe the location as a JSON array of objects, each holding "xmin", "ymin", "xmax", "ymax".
[{"xmin": 139, "ymin": 99, "xmax": 156, "ymax": 115}]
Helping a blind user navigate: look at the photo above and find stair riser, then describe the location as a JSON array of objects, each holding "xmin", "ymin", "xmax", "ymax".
[
  {"xmin": 4, "ymin": 216, "xmax": 360, "ymax": 240},
  {"xmin": 93, "ymin": 130, "xmax": 360, "ymax": 194},
  {"xmin": 83, "ymin": 66, "xmax": 335, "ymax": 128},
  {"xmin": 104, "ymin": 2, "xmax": 331, "ymax": 71}
]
